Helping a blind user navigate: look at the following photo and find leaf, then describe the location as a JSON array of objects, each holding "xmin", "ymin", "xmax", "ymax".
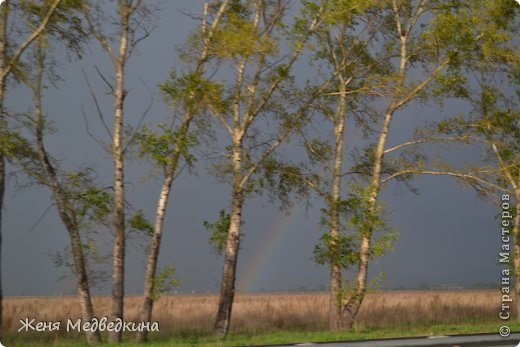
[
  {"xmin": 203, "ymin": 209, "xmax": 231, "ymax": 255},
  {"xmin": 128, "ymin": 210, "xmax": 154, "ymax": 236},
  {"xmin": 151, "ymin": 265, "xmax": 181, "ymax": 301}
]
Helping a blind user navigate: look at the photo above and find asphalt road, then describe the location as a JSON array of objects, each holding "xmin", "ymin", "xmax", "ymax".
[{"xmin": 270, "ymin": 333, "xmax": 520, "ymax": 347}]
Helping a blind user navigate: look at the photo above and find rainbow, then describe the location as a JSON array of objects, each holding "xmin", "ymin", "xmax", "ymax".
[{"xmin": 238, "ymin": 206, "xmax": 305, "ymax": 292}]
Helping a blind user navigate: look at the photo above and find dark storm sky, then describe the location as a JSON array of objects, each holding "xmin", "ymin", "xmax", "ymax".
[{"xmin": 3, "ymin": 1, "xmax": 504, "ymax": 296}]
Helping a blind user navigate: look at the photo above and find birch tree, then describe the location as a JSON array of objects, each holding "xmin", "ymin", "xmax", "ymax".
[
  {"xmin": 339, "ymin": 0, "xmax": 517, "ymax": 328},
  {"xmin": 198, "ymin": 0, "xmax": 329, "ymax": 337},
  {"xmin": 0, "ymin": 0, "xmax": 64, "ymax": 339},
  {"xmin": 82, "ymin": 0, "xmax": 155, "ymax": 342},
  {"xmin": 266, "ymin": 0, "xmax": 458, "ymax": 330},
  {"xmin": 10, "ymin": 3, "xmax": 108, "ymax": 341},
  {"xmin": 303, "ymin": 1, "xmax": 386, "ymax": 330},
  {"xmin": 133, "ymin": 1, "xmax": 231, "ymax": 342}
]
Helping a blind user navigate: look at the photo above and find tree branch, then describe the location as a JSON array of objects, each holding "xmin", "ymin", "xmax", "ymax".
[
  {"xmin": 209, "ymin": 105, "xmax": 233, "ymax": 135},
  {"xmin": 282, "ymin": 169, "xmax": 328, "ymax": 199},
  {"xmin": 491, "ymin": 141, "xmax": 518, "ymax": 191},
  {"xmin": 380, "ymin": 169, "xmax": 508, "ymax": 192},
  {"xmin": 383, "ymin": 136, "xmax": 469, "ymax": 155},
  {"xmin": 3, "ymin": 0, "xmax": 63, "ymax": 80},
  {"xmin": 240, "ymin": 126, "xmax": 292, "ymax": 189},
  {"xmin": 84, "ymin": 9, "xmax": 116, "ymax": 65},
  {"xmin": 239, "ymin": 70, "xmax": 336, "ymax": 188},
  {"xmin": 123, "ymin": 80, "xmax": 154, "ymax": 155},
  {"xmin": 82, "ymin": 69, "xmax": 113, "ymax": 140},
  {"xmin": 392, "ymin": 59, "xmax": 449, "ymax": 110},
  {"xmin": 249, "ymin": 1, "xmax": 328, "ymax": 121},
  {"xmin": 94, "ymin": 65, "xmax": 114, "ymax": 93},
  {"xmin": 81, "ymin": 104, "xmax": 109, "ymax": 151}
]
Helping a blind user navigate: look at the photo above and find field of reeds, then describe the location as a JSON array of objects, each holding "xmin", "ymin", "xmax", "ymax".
[{"xmin": 4, "ymin": 289, "xmax": 506, "ymax": 340}]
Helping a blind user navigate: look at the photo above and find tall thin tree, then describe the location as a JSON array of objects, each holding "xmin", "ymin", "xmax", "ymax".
[
  {"xmin": 0, "ymin": 0, "xmax": 63, "ymax": 339},
  {"xmin": 82, "ymin": 0, "xmax": 155, "ymax": 342},
  {"xmin": 203, "ymin": 0, "xmax": 329, "ymax": 337},
  {"xmin": 30, "ymin": 36, "xmax": 106, "ymax": 345},
  {"xmin": 302, "ymin": 1, "xmax": 382, "ymax": 329},
  {"xmin": 134, "ymin": 1, "xmax": 231, "ymax": 342}
]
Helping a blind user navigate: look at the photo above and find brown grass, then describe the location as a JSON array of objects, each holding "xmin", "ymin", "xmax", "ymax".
[{"xmin": 3, "ymin": 290, "xmax": 503, "ymax": 336}]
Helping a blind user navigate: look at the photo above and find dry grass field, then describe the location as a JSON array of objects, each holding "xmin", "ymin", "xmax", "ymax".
[{"xmin": 4, "ymin": 290, "xmax": 504, "ymax": 337}]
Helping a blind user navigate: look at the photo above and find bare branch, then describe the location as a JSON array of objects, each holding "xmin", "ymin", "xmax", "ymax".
[
  {"xmin": 82, "ymin": 69, "xmax": 113, "ymax": 140},
  {"xmin": 27, "ymin": 204, "xmax": 55, "ymax": 233},
  {"xmin": 94, "ymin": 65, "xmax": 114, "ymax": 93},
  {"xmin": 130, "ymin": 0, "xmax": 144, "ymax": 14},
  {"xmin": 302, "ymin": 136, "xmax": 330, "ymax": 167},
  {"xmin": 81, "ymin": 104, "xmax": 109, "ymax": 151},
  {"xmin": 380, "ymin": 169, "xmax": 508, "ymax": 192},
  {"xmin": 383, "ymin": 136, "xmax": 469, "ymax": 155},
  {"xmin": 177, "ymin": 9, "xmax": 203, "ymax": 22},
  {"xmin": 172, "ymin": 162, "xmax": 188, "ymax": 181},
  {"xmin": 123, "ymin": 78, "xmax": 154, "ymax": 155},
  {"xmin": 128, "ymin": 24, "xmax": 153, "ymax": 58},
  {"xmin": 84, "ymin": 9, "xmax": 116, "ymax": 65}
]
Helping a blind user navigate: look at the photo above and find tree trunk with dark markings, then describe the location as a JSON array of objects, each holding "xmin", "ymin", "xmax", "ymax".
[
  {"xmin": 109, "ymin": 2, "xmax": 130, "ymax": 343},
  {"xmin": 214, "ymin": 139, "xmax": 244, "ymax": 337}
]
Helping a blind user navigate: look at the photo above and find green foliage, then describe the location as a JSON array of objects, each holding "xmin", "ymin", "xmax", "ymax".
[
  {"xmin": 209, "ymin": 0, "xmax": 251, "ymax": 20},
  {"xmin": 367, "ymin": 271, "xmax": 387, "ymax": 293},
  {"xmin": 434, "ymin": 79, "xmax": 519, "ymax": 189},
  {"xmin": 323, "ymin": 0, "xmax": 379, "ymax": 26},
  {"xmin": 151, "ymin": 265, "xmax": 181, "ymax": 301},
  {"xmin": 203, "ymin": 210, "xmax": 231, "ymax": 255},
  {"xmin": 161, "ymin": 71, "xmax": 226, "ymax": 115},
  {"xmin": 345, "ymin": 185, "xmax": 383, "ymax": 235},
  {"xmin": 260, "ymin": 158, "xmax": 311, "ymax": 210},
  {"xmin": 0, "ymin": 127, "xmax": 39, "ymax": 163},
  {"xmin": 48, "ymin": 238, "xmax": 110, "ymax": 289},
  {"xmin": 19, "ymin": 0, "xmax": 88, "ymax": 57},
  {"xmin": 210, "ymin": 10, "xmax": 276, "ymax": 59},
  {"xmin": 61, "ymin": 171, "xmax": 112, "ymax": 229},
  {"xmin": 304, "ymin": 138, "xmax": 333, "ymax": 166},
  {"xmin": 128, "ymin": 210, "xmax": 154, "ymax": 236},
  {"xmin": 432, "ymin": 73, "xmax": 468, "ymax": 99},
  {"xmin": 81, "ymin": 238, "xmax": 110, "ymax": 288},
  {"xmin": 350, "ymin": 146, "xmax": 376, "ymax": 178},
  {"xmin": 344, "ymin": 183, "xmax": 397, "ymax": 258},
  {"xmin": 313, "ymin": 233, "xmax": 357, "ymax": 269},
  {"xmin": 423, "ymin": 0, "xmax": 518, "ymax": 71},
  {"xmin": 136, "ymin": 124, "xmax": 198, "ymax": 169},
  {"xmin": 370, "ymin": 229, "xmax": 398, "ymax": 259},
  {"xmin": 313, "ymin": 182, "xmax": 397, "ymax": 268},
  {"xmin": 76, "ymin": 186, "xmax": 111, "ymax": 221}
]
